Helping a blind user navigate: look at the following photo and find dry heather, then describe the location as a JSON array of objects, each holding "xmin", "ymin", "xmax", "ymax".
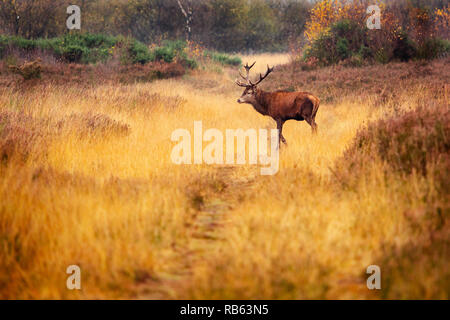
[
  {"xmin": 0, "ymin": 58, "xmax": 186, "ymax": 87},
  {"xmin": 0, "ymin": 54, "xmax": 448, "ymax": 299}
]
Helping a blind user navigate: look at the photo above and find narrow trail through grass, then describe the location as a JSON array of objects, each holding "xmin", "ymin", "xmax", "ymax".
[{"xmin": 135, "ymin": 166, "xmax": 259, "ymax": 299}]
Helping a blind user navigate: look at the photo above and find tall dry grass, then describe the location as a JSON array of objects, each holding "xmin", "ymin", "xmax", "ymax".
[{"xmin": 0, "ymin": 54, "xmax": 448, "ymax": 299}]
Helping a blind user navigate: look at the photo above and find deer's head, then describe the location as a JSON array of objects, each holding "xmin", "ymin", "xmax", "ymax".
[{"xmin": 235, "ymin": 62, "xmax": 274, "ymax": 104}]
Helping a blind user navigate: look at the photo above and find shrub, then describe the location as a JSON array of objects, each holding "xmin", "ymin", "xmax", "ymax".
[
  {"xmin": 61, "ymin": 45, "xmax": 87, "ymax": 63},
  {"xmin": 9, "ymin": 59, "xmax": 42, "ymax": 80},
  {"xmin": 416, "ymin": 38, "xmax": 450, "ymax": 60},
  {"xmin": 79, "ymin": 33, "xmax": 117, "ymax": 49},
  {"xmin": 393, "ymin": 31, "xmax": 417, "ymax": 62},
  {"xmin": 153, "ymin": 40, "xmax": 187, "ymax": 63},
  {"xmin": 86, "ymin": 48, "xmax": 111, "ymax": 64},
  {"xmin": 125, "ymin": 39, "xmax": 153, "ymax": 64},
  {"xmin": 0, "ymin": 36, "xmax": 7, "ymax": 58},
  {"xmin": 374, "ymin": 48, "xmax": 389, "ymax": 64},
  {"xmin": 204, "ymin": 51, "xmax": 242, "ymax": 66},
  {"xmin": 336, "ymin": 37, "xmax": 350, "ymax": 60},
  {"xmin": 10, "ymin": 37, "xmax": 36, "ymax": 50},
  {"xmin": 336, "ymin": 105, "xmax": 449, "ymax": 192},
  {"xmin": 302, "ymin": 31, "xmax": 334, "ymax": 65},
  {"xmin": 181, "ymin": 57, "xmax": 198, "ymax": 69},
  {"xmin": 0, "ymin": 34, "xmax": 120, "ymax": 64},
  {"xmin": 303, "ymin": 20, "xmax": 368, "ymax": 66},
  {"xmin": 0, "ymin": 35, "xmax": 200, "ymax": 73},
  {"xmin": 153, "ymin": 46, "xmax": 175, "ymax": 63},
  {"xmin": 358, "ymin": 45, "xmax": 372, "ymax": 59},
  {"xmin": 151, "ymin": 62, "xmax": 186, "ymax": 79},
  {"xmin": 151, "ymin": 40, "xmax": 198, "ymax": 69}
]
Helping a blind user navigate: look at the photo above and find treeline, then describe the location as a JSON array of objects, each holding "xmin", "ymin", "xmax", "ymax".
[
  {"xmin": 0, "ymin": 0, "xmax": 448, "ymax": 60},
  {"xmin": 0, "ymin": 0, "xmax": 312, "ymax": 52}
]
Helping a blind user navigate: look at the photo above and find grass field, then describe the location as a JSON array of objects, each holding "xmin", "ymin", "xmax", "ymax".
[{"xmin": 0, "ymin": 54, "xmax": 448, "ymax": 299}]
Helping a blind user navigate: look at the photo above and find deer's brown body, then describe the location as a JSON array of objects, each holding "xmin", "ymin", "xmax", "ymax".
[{"xmin": 236, "ymin": 62, "xmax": 320, "ymax": 144}]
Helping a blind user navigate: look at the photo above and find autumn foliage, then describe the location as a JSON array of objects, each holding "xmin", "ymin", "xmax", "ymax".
[{"xmin": 302, "ymin": 0, "xmax": 449, "ymax": 65}]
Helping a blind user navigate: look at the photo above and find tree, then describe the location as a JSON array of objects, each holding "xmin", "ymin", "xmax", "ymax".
[
  {"xmin": 210, "ymin": 0, "xmax": 247, "ymax": 51},
  {"xmin": 176, "ymin": 0, "xmax": 194, "ymax": 41}
]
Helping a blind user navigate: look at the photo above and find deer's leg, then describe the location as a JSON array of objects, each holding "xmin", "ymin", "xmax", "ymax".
[
  {"xmin": 305, "ymin": 117, "xmax": 318, "ymax": 134},
  {"xmin": 276, "ymin": 119, "xmax": 287, "ymax": 145},
  {"xmin": 312, "ymin": 120, "xmax": 318, "ymax": 134}
]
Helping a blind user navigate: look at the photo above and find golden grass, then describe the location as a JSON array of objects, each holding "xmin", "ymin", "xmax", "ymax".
[{"xmin": 0, "ymin": 54, "xmax": 448, "ymax": 299}]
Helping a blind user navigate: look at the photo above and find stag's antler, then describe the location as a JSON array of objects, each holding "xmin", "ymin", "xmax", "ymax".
[
  {"xmin": 235, "ymin": 62, "xmax": 274, "ymax": 87},
  {"xmin": 249, "ymin": 65, "xmax": 274, "ymax": 86},
  {"xmin": 235, "ymin": 61, "xmax": 256, "ymax": 87}
]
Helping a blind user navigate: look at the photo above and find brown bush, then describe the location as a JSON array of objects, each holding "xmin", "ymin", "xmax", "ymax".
[
  {"xmin": 118, "ymin": 62, "xmax": 185, "ymax": 83},
  {"xmin": 0, "ymin": 58, "xmax": 187, "ymax": 87},
  {"xmin": 9, "ymin": 59, "xmax": 42, "ymax": 80},
  {"xmin": 152, "ymin": 62, "xmax": 186, "ymax": 79},
  {"xmin": 335, "ymin": 104, "xmax": 450, "ymax": 194}
]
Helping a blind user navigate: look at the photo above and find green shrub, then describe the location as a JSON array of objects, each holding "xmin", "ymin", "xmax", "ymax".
[
  {"xmin": 303, "ymin": 30, "xmax": 336, "ymax": 65},
  {"xmin": 162, "ymin": 40, "xmax": 187, "ymax": 53},
  {"xmin": 416, "ymin": 38, "xmax": 450, "ymax": 60},
  {"xmin": 0, "ymin": 34, "xmax": 200, "ymax": 70},
  {"xmin": 80, "ymin": 33, "xmax": 117, "ymax": 49},
  {"xmin": 0, "ymin": 35, "xmax": 6, "ymax": 59},
  {"xmin": 0, "ymin": 34, "xmax": 120, "ymax": 64},
  {"xmin": 153, "ymin": 40, "xmax": 187, "ymax": 63},
  {"xmin": 304, "ymin": 20, "xmax": 368, "ymax": 66},
  {"xmin": 151, "ymin": 40, "xmax": 198, "ymax": 69},
  {"xmin": 204, "ymin": 51, "xmax": 242, "ymax": 66},
  {"xmin": 61, "ymin": 44, "xmax": 87, "ymax": 63},
  {"xmin": 182, "ymin": 57, "xmax": 198, "ymax": 69},
  {"xmin": 358, "ymin": 45, "xmax": 372, "ymax": 59},
  {"xmin": 126, "ymin": 39, "xmax": 153, "ymax": 64},
  {"xmin": 10, "ymin": 37, "xmax": 36, "ymax": 50},
  {"xmin": 58, "ymin": 34, "xmax": 119, "ymax": 64},
  {"xmin": 374, "ymin": 48, "xmax": 389, "ymax": 64},
  {"xmin": 85, "ymin": 48, "xmax": 111, "ymax": 63},
  {"xmin": 336, "ymin": 37, "xmax": 350, "ymax": 60},
  {"xmin": 153, "ymin": 46, "xmax": 175, "ymax": 63}
]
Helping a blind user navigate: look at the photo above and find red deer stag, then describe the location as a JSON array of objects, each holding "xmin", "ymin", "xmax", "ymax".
[{"xmin": 235, "ymin": 62, "xmax": 320, "ymax": 145}]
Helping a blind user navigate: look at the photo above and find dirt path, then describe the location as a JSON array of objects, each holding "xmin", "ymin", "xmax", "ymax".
[{"xmin": 134, "ymin": 166, "xmax": 258, "ymax": 299}]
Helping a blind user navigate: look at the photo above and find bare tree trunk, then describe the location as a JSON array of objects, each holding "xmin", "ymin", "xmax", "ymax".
[{"xmin": 176, "ymin": 0, "xmax": 193, "ymax": 41}]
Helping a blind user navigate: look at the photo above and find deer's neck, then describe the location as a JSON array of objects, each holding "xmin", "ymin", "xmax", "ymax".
[{"xmin": 250, "ymin": 90, "xmax": 270, "ymax": 116}]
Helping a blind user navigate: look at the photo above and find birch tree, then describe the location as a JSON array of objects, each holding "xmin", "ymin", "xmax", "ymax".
[{"xmin": 176, "ymin": 0, "xmax": 193, "ymax": 41}]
